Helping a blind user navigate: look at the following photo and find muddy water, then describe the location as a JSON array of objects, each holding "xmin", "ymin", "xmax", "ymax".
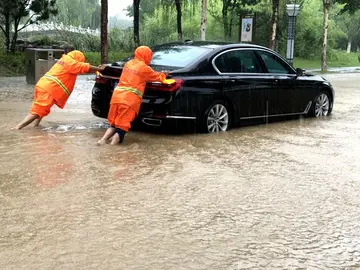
[{"xmin": 0, "ymin": 73, "xmax": 360, "ymax": 269}]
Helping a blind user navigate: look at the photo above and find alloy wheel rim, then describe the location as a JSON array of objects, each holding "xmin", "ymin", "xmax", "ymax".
[
  {"xmin": 315, "ymin": 93, "xmax": 330, "ymax": 117},
  {"xmin": 207, "ymin": 104, "xmax": 229, "ymax": 132}
]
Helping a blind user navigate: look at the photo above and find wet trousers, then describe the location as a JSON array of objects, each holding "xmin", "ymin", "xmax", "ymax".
[
  {"xmin": 29, "ymin": 86, "xmax": 56, "ymax": 117},
  {"xmin": 107, "ymin": 103, "xmax": 137, "ymax": 132}
]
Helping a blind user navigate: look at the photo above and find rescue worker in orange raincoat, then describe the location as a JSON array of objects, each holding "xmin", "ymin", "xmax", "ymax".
[
  {"xmin": 97, "ymin": 46, "xmax": 169, "ymax": 145},
  {"xmin": 13, "ymin": 50, "xmax": 106, "ymax": 130}
]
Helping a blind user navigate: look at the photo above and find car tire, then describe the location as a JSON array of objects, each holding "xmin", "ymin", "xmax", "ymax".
[
  {"xmin": 201, "ymin": 100, "xmax": 231, "ymax": 133},
  {"xmin": 310, "ymin": 91, "xmax": 333, "ymax": 117}
]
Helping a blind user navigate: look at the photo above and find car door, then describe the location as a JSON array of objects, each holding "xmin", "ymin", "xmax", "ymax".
[
  {"xmin": 212, "ymin": 49, "xmax": 271, "ymax": 119},
  {"xmin": 255, "ymin": 49, "xmax": 304, "ymax": 115}
]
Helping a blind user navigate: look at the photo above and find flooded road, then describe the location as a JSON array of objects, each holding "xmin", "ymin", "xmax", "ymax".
[{"xmin": 0, "ymin": 73, "xmax": 360, "ymax": 269}]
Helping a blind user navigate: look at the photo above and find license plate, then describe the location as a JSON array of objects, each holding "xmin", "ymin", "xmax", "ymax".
[{"xmin": 113, "ymin": 80, "xmax": 119, "ymax": 90}]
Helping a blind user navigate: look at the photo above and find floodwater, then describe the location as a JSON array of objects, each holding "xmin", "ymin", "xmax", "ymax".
[{"xmin": 0, "ymin": 73, "xmax": 360, "ymax": 269}]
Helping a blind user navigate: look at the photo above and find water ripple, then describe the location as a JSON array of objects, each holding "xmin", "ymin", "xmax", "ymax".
[{"xmin": 0, "ymin": 74, "xmax": 360, "ymax": 269}]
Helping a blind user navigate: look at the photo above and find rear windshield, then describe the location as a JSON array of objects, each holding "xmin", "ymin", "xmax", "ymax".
[{"xmin": 150, "ymin": 45, "xmax": 212, "ymax": 69}]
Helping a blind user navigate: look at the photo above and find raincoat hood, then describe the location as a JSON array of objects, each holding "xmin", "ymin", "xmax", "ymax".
[
  {"xmin": 134, "ymin": 46, "xmax": 152, "ymax": 65},
  {"xmin": 67, "ymin": 50, "xmax": 85, "ymax": 62}
]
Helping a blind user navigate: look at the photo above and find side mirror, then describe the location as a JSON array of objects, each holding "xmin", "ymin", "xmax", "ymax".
[{"xmin": 296, "ymin": 67, "xmax": 305, "ymax": 76}]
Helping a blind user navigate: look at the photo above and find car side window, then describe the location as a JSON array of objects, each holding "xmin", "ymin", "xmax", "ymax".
[
  {"xmin": 257, "ymin": 51, "xmax": 294, "ymax": 74},
  {"xmin": 214, "ymin": 50, "xmax": 261, "ymax": 74}
]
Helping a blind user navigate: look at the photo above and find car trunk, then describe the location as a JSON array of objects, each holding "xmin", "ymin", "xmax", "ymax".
[{"xmin": 96, "ymin": 66, "xmax": 183, "ymax": 117}]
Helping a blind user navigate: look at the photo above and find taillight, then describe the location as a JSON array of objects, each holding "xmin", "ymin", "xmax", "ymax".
[
  {"xmin": 146, "ymin": 78, "xmax": 184, "ymax": 92},
  {"xmin": 96, "ymin": 71, "xmax": 119, "ymax": 84},
  {"xmin": 95, "ymin": 72, "xmax": 108, "ymax": 84}
]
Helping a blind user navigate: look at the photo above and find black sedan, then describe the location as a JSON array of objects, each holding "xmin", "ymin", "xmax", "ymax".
[{"xmin": 91, "ymin": 41, "xmax": 335, "ymax": 133}]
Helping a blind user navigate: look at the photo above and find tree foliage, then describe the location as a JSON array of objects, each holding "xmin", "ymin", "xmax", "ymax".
[
  {"xmin": 50, "ymin": 0, "xmax": 100, "ymax": 29},
  {"xmin": 133, "ymin": 0, "xmax": 140, "ymax": 47},
  {"xmin": 121, "ymin": 0, "xmax": 360, "ymax": 57},
  {"xmin": 207, "ymin": 0, "xmax": 261, "ymax": 40},
  {"xmin": 2, "ymin": 0, "xmax": 360, "ymax": 66},
  {"xmin": 0, "ymin": 0, "xmax": 58, "ymax": 52},
  {"xmin": 100, "ymin": 0, "xmax": 108, "ymax": 63},
  {"xmin": 336, "ymin": 0, "xmax": 360, "ymax": 14}
]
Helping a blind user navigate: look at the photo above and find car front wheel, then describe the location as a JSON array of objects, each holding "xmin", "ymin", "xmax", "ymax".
[
  {"xmin": 203, "ymin": 101, "xmax": 231, "ymax": 133},
  {"xmin": 312, "ymin": 91, "xmax": 332, "ymax": 117}
]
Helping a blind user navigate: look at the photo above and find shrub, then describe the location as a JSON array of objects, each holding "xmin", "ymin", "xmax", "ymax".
[
  {"xmin": 327, "ymin": 49, "xmax": 359, "ymax": 66},
  {"xmin": 0, "ymin": 53, "xmax": 25, "ymax": 76},
  {"xmin": 0, "ymin": 50, "xmax": 131, "ymax": 76},
  {"xmin": 84, "ymin": 51, "xmax": 132, "ymax": 66}
]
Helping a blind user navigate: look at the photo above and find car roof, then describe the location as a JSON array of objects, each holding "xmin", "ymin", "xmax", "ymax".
[
  {"xmin": 149, "ymin": 40, "xmax": 297, "ymax": 74},
  {"xmin": 152, "ymin": 40, "xmax": 269, "ymax": 51}
]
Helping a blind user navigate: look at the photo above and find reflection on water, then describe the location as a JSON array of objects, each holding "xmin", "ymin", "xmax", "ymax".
[{"xmin": 0, "ymin": 74, "xmax": 360, "ymax": 269}]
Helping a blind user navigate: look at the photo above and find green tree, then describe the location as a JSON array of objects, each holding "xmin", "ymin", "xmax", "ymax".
[
  {"xmin": 335, "ymin": 0, "xmax": 360, "ymax": 14},
  {"xmin": 173, "ymin": 0, "xmax": 199, "ymax": 41},
  {"xmin": 336, "ymin": 9, "xmax": 360, "ymax": 52},
  {"xmin": 175, "ymin": 0, "xmax": 182, "ymax": 41},
  {"xmin": 51, "ymin": 0, "xmax": 100, "ymax": 29},
  {"xmin": 221, "ymin": 0, "xmax": 236, "ymax": 40},
  {"xmin": 91, "ymin": 4, "xmax": 101, "ymax": 29},
  {"xmin": 200, "ymin": 0, "xmax": 207, "ymax": 40},
  {"xmin": 100, "ymin": 0, "xmax": 108, "ymax": 63},
  {"xmin": 133, "ymin": 0, "xmax": 141, "ymax": 47},
  {"xmin": 268, "ymin": 0, "xmax": 279, "ymax": 50},
  {"xmin": 0, "ymin": 0, "xmax": 58, "ymax": 52},
  {"xmin": 322, "ymin": 0, "xmax": 360, "ymax": 71},
  {"xmin": 321, "ymin": 0, "xmax": 331, "ymax": 72},
  {"xmin": 126, "ymin": 0, "xmax": 161, "ymax": 23},
  {"xmin": 127, "ymin": 0, "xmax": 198, "ymax": 43},
  {"xmin": 209, "ymin": 0, "xmax": 260, "ymax": 40}
]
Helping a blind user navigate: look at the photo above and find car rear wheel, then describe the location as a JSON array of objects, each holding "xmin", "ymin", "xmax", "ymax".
[
  {"xmin": 312, "ymin": 91, "xmax": 332, "ymax": 117},
  {"xmin": 203, "ymin": 101, "xmax": 231, "ymax": 133}
]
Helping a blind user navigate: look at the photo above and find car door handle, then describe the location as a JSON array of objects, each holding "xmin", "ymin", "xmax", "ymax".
[{"xmin": 230, "ymin": 79, "xmax": 236, "ymax": 82}]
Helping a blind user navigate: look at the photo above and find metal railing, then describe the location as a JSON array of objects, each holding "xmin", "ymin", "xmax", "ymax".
[{"xmin": 18, "ymin": 21, "xmax": 100, "ymax": 36}]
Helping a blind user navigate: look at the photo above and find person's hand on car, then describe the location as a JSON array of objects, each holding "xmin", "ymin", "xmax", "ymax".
[
  {"xmin": 98, "ymin": 64, "xmax": 107, "ymax": 71},
  {"xmin": 161, "ymin": 70, "xmax": 171, "ymax": 77}
]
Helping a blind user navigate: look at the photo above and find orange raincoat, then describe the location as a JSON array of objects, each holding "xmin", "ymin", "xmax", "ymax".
[
  {"xmin": 30, "ymin": 50, "xmax": 90, "ymax": 117},
  {"xmin": 108, "ymin": 46, "xmax": 166, "ymax": 132}
]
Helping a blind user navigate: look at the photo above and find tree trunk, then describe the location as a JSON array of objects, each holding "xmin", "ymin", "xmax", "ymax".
[
  {"xmin": 222, "ymin": 1, "xmax": 229, "ymax": 40},
  {"xmin": 10, "ymin": 31, "xmax": 18, "ymax": 53},
  {"xmin": 133, "ymin": 0, "xmax": 140, "ymax": 47},
  {"xmin": 346, "ymin": 40, "xmax": 351, "ymax": 53},
  {"xmin": 229, "ymin": 9, "xmax": 234, "ymax": 39},
  {"xmin": 321, "ymin": 0, "xmax": 331, "ymax": 72},
  {"xmin": 100, "ymin": 0, "xmax": 108, "ymax": 64},
  {"xmin": 10, "ymin": 18, "xmax": 20, "ymax": 52},
  {"xmin": 200, "ymin": 0, "xmax": 207, "ymax": 41},
  {"xmin": 175, "ymin": 0, "xmax": 182, "ymax": 41},
  {"xmin": 268, "ymin": 0, "xmax": 279, "ymax": 50},
  {"xmin": 4, "ymin": 13, "xmax": 11, "ymax": 52}
]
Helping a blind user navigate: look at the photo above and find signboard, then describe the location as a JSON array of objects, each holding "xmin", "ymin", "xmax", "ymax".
[{"xmin": 239, "ymin": 15, "xmax": 255, "ymax": 42}]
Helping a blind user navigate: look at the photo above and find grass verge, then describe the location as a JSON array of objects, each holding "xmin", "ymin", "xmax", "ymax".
[
  {"xmin": 84, "ymin": 51, "xmax": 131, "ymax": 66},
  {"xmin": 294, "ymin": 51, "xmax": 360, "ymax": 70},
  {"xmin": 0, "ymin": 53, "xmax": 26, "ymax": 76}
]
